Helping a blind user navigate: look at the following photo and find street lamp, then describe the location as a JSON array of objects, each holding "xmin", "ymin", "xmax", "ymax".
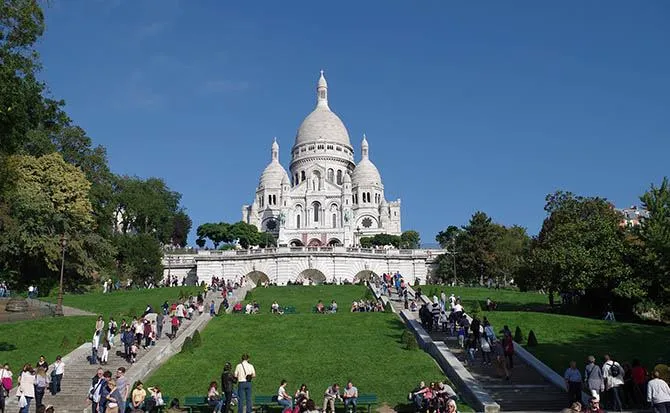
[{"xmin": 55, "ymin": 235, "xmax": 67, "ymax": 317}]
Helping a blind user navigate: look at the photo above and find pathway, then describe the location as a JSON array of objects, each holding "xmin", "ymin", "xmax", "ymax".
[
  {"xmin": 5, "ymin": 286, "xmax": 250, "ymax": 413},
  {"xmin": 386, "ymin": 290, "xmax": 567, "ymax": 411}
]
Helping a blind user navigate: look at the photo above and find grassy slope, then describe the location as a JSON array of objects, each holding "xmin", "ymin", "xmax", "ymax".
[
  {"xmin": 0, "ymin": 316, "xmax": 95, "ymax": 371},
  {"xmin": 43, "ymin": 286, "xmax": 201, "ymax": 319},
  {"xmin": 423, "ymin": 286, "xmax": 670, "ymax": 372},
  {"xmin": 147, "ymin": 286, "xmax": 463, "ymax": 410}
]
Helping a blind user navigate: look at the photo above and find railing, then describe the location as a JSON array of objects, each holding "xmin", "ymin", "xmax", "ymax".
[{"xmin": 167, "ymin": 247, "xmax": 447, "ymax": 259}]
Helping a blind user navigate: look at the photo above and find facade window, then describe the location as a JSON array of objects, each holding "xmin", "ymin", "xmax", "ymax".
[
  {"xmin": 294, "ymin": 150, "xmax": 299, "ymax": 156},
  {"xmin": 337, "ymin": 170, "xmax": 343, "ymax": 185},
  {"xmin": 312, "ymin": 201, "xmax": 321, "ymax": 222},
  {"xmin": 327, "ymin": 145, "xmax": 334, "ymax": 150},
  {"xmin": 308, "ymin": 145, "xmax": 315, "ymax": 150},
  {"xmin": 268, "ymin": 194, "xmax": 272, "ymax": 205},
  {"xmin": 332, "ymin": 214, "xmax": 337, "ymax": 228},
  {"xmin": 317, "ymin": 144, "xmax": 324, "ymax": 149},
  {"xmin": 362, "ymin": 217, "xmax": 373, "ymax": 228},
  {"xmin": 319, "ymin": 90, "xmax": 325, "ymax": 99},
  {"xmin": 300, "ymin": 147, "xmax": 306, "ymax": 152},
  {"xmin": 327, "ymin": 169, "xmax": 334, "ymax": 182},
  {"xmin": 297, "ymin": 215, "xmax": 301, "ymax": 229},
  {"xmin": 336, "ymin": 146, "xmax": 342, "ymax": 151},
  {"xmin": 294, "ymin": 173, "xmax": 299, "ymax": 185},
  {"xmin": 301, "ymin": 171, "xmax": 306, "ymax": 182}
]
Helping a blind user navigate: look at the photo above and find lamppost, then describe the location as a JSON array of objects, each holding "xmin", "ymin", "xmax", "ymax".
[
  {"xmin": 355, "ymin": 226, "xmax": 362, "ymax": 247},
  {"xmin": 450, "ymin": 238, "xmax": 458, "ymax": 286},
  {"xmin": 55, "ymin": 235, "xmax": 67, "ymax": 317}
]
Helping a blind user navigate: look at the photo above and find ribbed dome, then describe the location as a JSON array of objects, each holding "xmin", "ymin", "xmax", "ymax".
[
  {"xmin": 352, "ymin": 158, "xmax": 381, "ymax": 187},
  {"xmin": 295, "ymin": 107, "xmax": 351, "ymax": 147},
  {"xmin": 259, "ymin": 160, "xmax": 289, "ymax": 189}
]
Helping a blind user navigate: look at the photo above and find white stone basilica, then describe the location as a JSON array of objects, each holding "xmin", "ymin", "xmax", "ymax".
[{"xmin": 242, "ymin": 72, "xmax": 401, "ymax": 247}]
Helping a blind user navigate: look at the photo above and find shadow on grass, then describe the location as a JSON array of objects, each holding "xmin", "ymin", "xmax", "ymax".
[{"xmin": 0, "ymin": 342, "xmax": 17, "ymax": 351}]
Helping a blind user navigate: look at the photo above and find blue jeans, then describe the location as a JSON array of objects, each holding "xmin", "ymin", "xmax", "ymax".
[
  {"xmin": 344, "ymin": 397, "xmax": 357, "ymax": 412},
  {"xmin": 278, "ymin": 399, "xmax": 292, "ymax": 410},
  {"xmin": 209, "ymin": 399, "xmax": 224, "ymax": 412},
  {"xmin": 19, "ymin": 396, "xmax": 32, "ymax": 413},
  {"xmin": 238, "ymin": 382, "xmax": 252, "ymax": 413},
  {"xmin": 609, "ymin": 386, "xmax": 622, "ymax": 411}
]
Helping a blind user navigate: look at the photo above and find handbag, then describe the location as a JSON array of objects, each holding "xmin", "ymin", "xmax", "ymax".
[{"xmin": 242, "ymin": 364, "xmax": 253, "ymax": 382}]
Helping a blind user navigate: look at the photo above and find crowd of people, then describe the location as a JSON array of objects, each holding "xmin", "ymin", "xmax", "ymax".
[
  {"xmin": 0, "ymin": 355, "xmax": 64, "ymax": 413},
  {"xmin": 409, "ymin": 380, "xmax": 459, "ymax": 413}
]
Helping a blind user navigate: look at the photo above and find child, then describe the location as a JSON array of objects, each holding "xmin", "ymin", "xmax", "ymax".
[
  {"xmin": 209, "ymin": 300, "xmax": 216, "ymax": 316},
  {"xmin": 130, "ymin": 342, "xmax": 138, "ymax": 363},
  {"xmin": 457, "ymin": 325, "xmax": 465, "ymax": 348}
]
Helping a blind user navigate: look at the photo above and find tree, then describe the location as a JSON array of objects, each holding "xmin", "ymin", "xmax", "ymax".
[
  {"xmin": 359, "ymin": 234, "xmax": 400, "ymax": 248},
  {"xmin": 400, "ymin": 230, "xmax": 421, "ymax": 249},
  {"xmin": 638, "ymin": 178, "xmax": 670, "ymax": 307},
  {"xmin": 170, "ymin": 210, "xmax": 192, "ymax": 247},
  {"xmin": 436, "ymin": 225, "xmax": 461, "ymax": 249},
  {"xmin": 457, "ymin": 212, "xmax": 500, "ymax": 284},
  {"xmin": 494, "ymin": 225, "xmax": 531, "ymax": 285},
  {"xmin": 257, "ymin": 232, "xmax": 276, "ymax": 248},
  {"xmin": 527, "ymin": 191, "xmax": 633, "ymax": 313},
  {"xmin": 230, "ymin": 222, "xmax": 261, "ymax": 249},
  {"xmin": 112, "ymin": 233, "xmax": 163, "ymax": 285},
  {"xmin": 0, "ymin": 153, "xmax": 113, "ymax": 289}
]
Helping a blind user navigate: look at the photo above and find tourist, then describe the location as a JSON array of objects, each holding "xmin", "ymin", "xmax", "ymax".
[
  {"xmin": 143, "ymin": 319, "xmax": 153, "ymax": 348},
  {"xmin": 234, "ymin": 354, "xmax": 256, "ymax": 413},
  {"xmin": 303, "ymin": 399, "xmax": 319, "ymax": 413},
  {"xmin": 480, "ymin": 335, "xmax": 492, "ymax": 366},
  {"xmin": 603, "ymin": 354, "xmax": 624, "ymax": 411},
  {"xmin": 330, "ymin": 300, "xmax": 338, "ymax": 313},
  {"xmin": 210, "ymin": 300, "xmax": 216, "ymax": 316},
  {"xmin": 277, "ymin": 380, "xmax": 292, "ymax": 410},
  {"xmin": 108, "ymin": 317, "xmax": 118, "ymax": 347},
  {"xmin": 115, "ymin": 367, "xmax": 129, "ymax": 409},
  {"xmin": 170, "ymin": 314, "xmax": 180, "ymax": 339},
  {"xmin": 51, "ymin": 356, "xmax": 64, "ymax": 395},
  {"xmin": 294, "ymin": 384, "xmax": 310, "ymax": 413},
  {"xmin": 492, "ymin": 339, "xmax": 510, "ymax": 380},
  {"xmin": 156, "ymin": 312, "xmax": 164, "ymax": 340},
  {"xmin": 122, "ymin": 327, "xmax": 134, "ymax": 360},
  {"xmin": 465, "ymin": 335, "xmax": 477, "ymax": 365},
  {"xmin": 100, "ymin": 339, "xmax": 111, "ymax": 365},
  {"xmin": 631, "ymin": 359, "xmax": 648, "ymax": 408},
  {"xmin": 564, "ymin": 361, "xmax": 583, "ymax": 404},
  {"xmin": 148, "ymin": 385, "xmax": 165, "ymax": 410},
  {"xmin": 435, "ymin": 381, "xmax": 458, "ymax": 401},
  {"xmin": 0, "ymin": 363, "xmax": 13, "ymax": 411},
  {"xmin": 560, "ymin": 401, "xmax": 583, "ymax": 413},
  {"xmin": 647, "ymin": 370, "xmax": 670, "ymax": 413},
  {"xmin": 457, "ymin": 325, "xmax": 465, "ymax": 348},
  {"xmin": 586, "ymin": 396, "xmax": 605, "ymax": 413},
  {"xmin": 502, "ymin": 332, "xmax": 514, "ymax": 369},
  {"xmin": 131, "ymin": 381, "xmax": 147, "ymax": 410},
  {"xmin": 91, "ymin": 330, "xmax": 101, "ymax": 365},
  {"xmin": 221, "ymin": 363, "xmax": 235, "ymax": 413},
  {"xmin": 89, "ymin": 368, "xmax": 104, "ymax": 407},
  {"xmin": 342, "ymin": 381, "xmax": 358, "ymax": 413},
  {"xmin": 315, "ymin": 301, "xmax": 325, "ymax": 314},
  {"xmin": 130, "ymin": 341, "xmax": 139, "ymax": 363},
  {"xmin": 105, "ymin": 379, "xmax": 122, "ymax": 413},
  {"xmin": 411, "ymin": 381, "xmax": 433, "ymax": 411},
  {"xmin": 36, "ymin": 356, "xmax": 48, "ymax": 373},
  {"xmin": 207, "ymin": 381, "xmax": 224, "ymax": 413},
  {"xmin": 17, "ymin": 364, "xmax": 35, "ymax": 413},
  {"xmin": 97, "ymin": 371, "xmax": 112, "ymax": 413},
  {"xmin": 410, "ymin": 301, "xmax": 417, "ymax": 312},
  {"xmin": 585, "ymin": 356, "xmax": 604, "ymax": 400},
  {"xmin": 446, "ymin": 398, "xmax": 459, "ymax": 413},
  {"xmin": 322, "ymin": 383, "xmax": 340, "ymax": 413},
  {"xmin": 34, "ymin": 367, "xmax": 48, "ymax": 407}
]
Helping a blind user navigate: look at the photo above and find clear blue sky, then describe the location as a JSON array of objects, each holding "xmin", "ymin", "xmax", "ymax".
[{"xmin": 38, "ymin": 1, "xmax": 670, "ymax": 245}]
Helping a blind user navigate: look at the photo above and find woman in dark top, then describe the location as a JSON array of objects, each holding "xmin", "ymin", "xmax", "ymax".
[
  {"xmin": 36, "ymin": 356, "xmax": 48, "ymax": 373},
  {"xmin": 221, "ymin": 362, "xmax": 235, "ymax": 413}
]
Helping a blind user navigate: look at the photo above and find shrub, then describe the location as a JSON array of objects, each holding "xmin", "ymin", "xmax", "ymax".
[
  {"xmin": 179, "ymin": 289, "xmax": 188, "ymax": 300},
  {"xmin": 181, "ymin": 336, "xmax": 193, "ymax": 354},
  {"xmin": 514, "ymin": 326, "xmax": 524, "ymax": 344},
  {"xmin": 191, "ymin": 330, "xmax": 202, "ymax": 348},
  {"xmin": 470, "ymin": 300, "xmax": 482, "ymax": 319},
  {"xmin": 527, "ymin": 329, "xmax": 538, "ymax": 347},
  {"xmin": 401, "ymin": 329, "xmax": 419, "ymax": 350},
  {"xmin": 61, "ymin": 336, "xmax": 71, "ymax": 349},
  {"xmin": 384, "ymin": 301, "xmax": 393, "ymax": 313}
]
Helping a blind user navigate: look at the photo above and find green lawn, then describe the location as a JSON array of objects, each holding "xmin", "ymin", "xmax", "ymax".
[
  {"xmin": 422, "ymin": 286, "xmax": 670, "ymax": 373},
  {"xmin": 0, "ymin": 316, "xmax": 95, "ymax": 371},
  {"xmin": 43, "ymin": 286, "xmax": 201, "ymax": 319},
  {"xmin": 147, "ymin": 286, "xmax": 470, "ymax": 411}
]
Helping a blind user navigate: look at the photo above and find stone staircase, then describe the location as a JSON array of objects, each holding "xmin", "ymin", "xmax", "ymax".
[
  {"xmin": 386, "ymin": 290, "xmax": 567, "ymax": 411},
  {"xmin": 5, "ymin": 288, "xmax": 245, "ymax": 413}
]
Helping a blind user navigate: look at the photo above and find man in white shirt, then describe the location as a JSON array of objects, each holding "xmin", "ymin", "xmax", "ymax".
[
  {"xmin": 343, "ymin": 381, "xmax": 358, "ymax": 413},
  {"xmin": 277, "ymin": 379, "xmax": 292, "ymax": 410},
  {"xmin": 52, "ymin": 355, "xmax": 64, "ymax": 395},
  {"xmin": 602, "ymin": 354, "xmax": 623, "ymax": 411},
  {"xmin": 647, "ymin": 370, "xmax": 670, "ymax": 413},
  {"xmin": 234, "ymin": 354, "xmax": 256, "ymax": 413}
]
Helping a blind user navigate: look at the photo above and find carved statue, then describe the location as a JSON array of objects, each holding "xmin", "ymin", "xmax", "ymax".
[
  {"xmin": 278, "ymin": 212, "xmax": 286, "ymax": 225},
  {"xmin": 344, "ymin": 210, "xmax": 351, "ymax": 223}
]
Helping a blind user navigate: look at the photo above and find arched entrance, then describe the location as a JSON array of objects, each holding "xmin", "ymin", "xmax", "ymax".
[
  {"xmin": 289, "ymin": 239, "xmax": 304, "ymax": 247},
  {"xmin": 307, "ymin": 238, "xmax": 323, "ymax": 247},
  {"xmin": 327, "ymin": 238, "xmax": 342, "ymax": 246},
  {"xmin": 295, "ymin": 269, "xmax": 326, "ymax": 285},
  {"xmin": 353, "ymin": 270, "xmax": 380, "ymax": 284},
  {"xmin": 246, "ymin": 271, "xmax": 270, "ymax": 287}
]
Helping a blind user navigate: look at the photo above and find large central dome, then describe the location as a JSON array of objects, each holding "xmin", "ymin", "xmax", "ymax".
[{"xmin": 294, "ymin": 71, "xmax": 352, "ymax": 148}]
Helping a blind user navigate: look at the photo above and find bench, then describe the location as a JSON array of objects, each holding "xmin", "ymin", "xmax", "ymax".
[
  {"xmin": 337, "ymin": 393, "xmax": 378, "ymax": 413},
  {"xmin": 183, "ymin": 395, "xmax": 210, "ymax": 412},
  {"xmin": 254, "ymin": 395, "xmax": 280, "ymax": 413}
]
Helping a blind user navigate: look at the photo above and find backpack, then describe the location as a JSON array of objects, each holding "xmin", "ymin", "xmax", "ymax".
[{"xmin": 609, "ymin": 362, "xmax": 621, "ymax": 377}]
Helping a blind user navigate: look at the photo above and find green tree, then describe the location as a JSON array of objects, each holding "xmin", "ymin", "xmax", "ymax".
[
  {"xmin": 400, "ymin": 230, "xmax": 421, "ymax": 249},
  {"xmin": 436, "ymin": 225, "xmax": 461, "ymax": 249},
  {"xmin": 112, "ymin": 233, "xmax": 163, "ymax": 285},
  {"xmin": 0, "ymin": 153, "xmax": 113, "ymax": 289},
  {"xmin": 170, "ymin": 210, "xmax": 192, "ymax": 247},
  {"xmin": 457, "ymin": 211, "xmax": 500, "ymax": 284},
  {"xmin": 230, "ymin": 221, "xmax": 261, "ymax": 249},
  {"xmin": 257, "ymin": 232, "xmax": 276, "ymax": 248},
  {"xmin": 494, "ymin": 225, "xmax": 531, "ymax": 285},
  {"xmin": 527, "ymin": 191, "xmax": 633, "ymax": 312},
  {"xmin": 638, "ymin": 178, "xmax": 670, "ymax": 307}
]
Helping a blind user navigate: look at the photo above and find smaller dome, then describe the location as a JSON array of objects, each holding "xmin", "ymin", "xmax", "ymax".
[
  {"xmin": 259, "ymin": 161, "xmax": 289, "ymax": 189},
  {"xmin": 352, "ymin": 158, "xmax": 382, "ymax": 187}
]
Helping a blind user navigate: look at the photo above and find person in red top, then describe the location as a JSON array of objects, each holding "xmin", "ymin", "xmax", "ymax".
[
  {"xmin": 170, "ymin": 315, "xmax": 180, "ymax": 340},
  {"xmin": 631, "ymin": 359, "xmax": 648, "ymax": 408}
]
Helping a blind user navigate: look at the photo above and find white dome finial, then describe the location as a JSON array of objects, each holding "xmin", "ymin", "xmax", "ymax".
[
  {"xmin": 317, "ymin": 70, "xmax": 328, "ymax": 108},
  {"xmin": 271, "ymin": 137, "xmax": 279, "ymax": 161},
  {"xmin": 361, "ymin": 134, "xmax": 369, "ymax": 159}
]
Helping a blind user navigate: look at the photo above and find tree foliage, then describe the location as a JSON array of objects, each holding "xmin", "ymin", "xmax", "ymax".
[
  {"xmin": 196, "ymin": 221, "xmax": 273, "ymax": 249},
  {"xmin": 400, "ymin": 230, "xmax": 421, "ymax": 249}
]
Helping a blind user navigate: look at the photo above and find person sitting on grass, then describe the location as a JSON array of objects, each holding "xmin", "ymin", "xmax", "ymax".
[
  {"xmin": 232, "ymin": 302, "xmax": 243, "ymax": 313},
  {"xmin": 131, "ymin": 381, "xmax": 147, "ymax": 410},
  {"xmin": 410, "ymin": 381, "xmax": 432, "ymax": 412},
  {"xmin": 208, "ymin": 381, "xmax": 224, "ymax": 413},
  {"xmin": 322, "ymin": 383, "xmax": 340, "ymax": 413},
  {"xmin": 271, "ymin": 301, "xmax": 280, "ymax": 314},
  {"xmin": 316, "ymin": 301, "xmax": 325, "ymax": 314},
  {"xmin": 342, "ymin": 381, "xmax": 358, "ymax": 413},
  {"xmin": 277, "ymin": 379, "xmax": 292, "ymax": 411},
  {"xmin": 445, "ymin": 398, "xmax": 460, "ymax": 413},
  {"xmin": 329, "ymin": 300, "xmax": 338, "ymax": 313}
]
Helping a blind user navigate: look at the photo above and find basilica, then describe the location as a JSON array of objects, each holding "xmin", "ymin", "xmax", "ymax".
[{"xmin": 242, "ymin": 71, "xmax": 402, "ymax": 247}]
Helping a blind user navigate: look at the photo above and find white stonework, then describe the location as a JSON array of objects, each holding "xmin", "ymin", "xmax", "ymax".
[
  {"xmin": 163, "ymin": 247, "xmax": 444, "ymax": 286},
  {"xmin": 242, "ymin": 71, "xmax": 401, "ymax": 247}
]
